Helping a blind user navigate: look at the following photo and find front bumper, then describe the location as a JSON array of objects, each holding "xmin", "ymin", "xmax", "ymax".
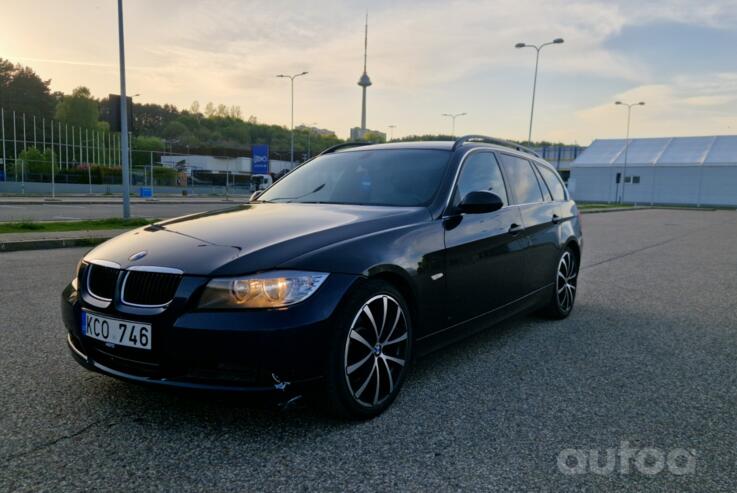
[{"xmin": 62, "ymin": 272, "xmax": 360, "ymax": 392}]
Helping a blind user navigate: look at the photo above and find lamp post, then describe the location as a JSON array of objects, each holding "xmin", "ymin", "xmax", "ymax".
[
  {"xmin": 276, "ymin": 71, "xmax": 308, "ymax": 168},
  {"xmin": 303, "ymin": 122, "xmax": 317, "ymax": 159},
  {"xmin": 117, "ymin": 0, "xmax": 131, "ymax": 218},
  {"xmin": 387, "ymin": 124, "xmax": 396, "ymax": 141},
  {"xmin": 615, "ymin": 100, "xmax": 645, "ymax": 203},
  {"xmin": 515, "ymin": 38, "xmax": 564, "ymax": 144},
  {"xmin": 441, "ymin": 113, "xmax": 466, "ymax": 137}
]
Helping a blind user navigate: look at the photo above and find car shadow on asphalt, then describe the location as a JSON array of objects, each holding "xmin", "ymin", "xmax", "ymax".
[{"xmin": 81, "ymin": 311, "xmax": 539, "ymax": 429}]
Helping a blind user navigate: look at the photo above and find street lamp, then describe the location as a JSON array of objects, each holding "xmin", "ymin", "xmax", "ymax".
[
  {"xmin": 117, "ymin": 0, "xmax": 131, "ymax": 218},
  {"xmin": 276, "ymin": 71, "xmax": 308, "ymax": 168},
  {"xmin": 303, "ymin": 121, "xmax": 317, "ymax": 159},
  {"xmin": 387, "ymin": 124, "xmax": 396, "ymax": 141},
  {"xmin": 515, "ymin": 37, "xmax": 564, "ymax": 144},
  {"xmin": 441, "ymin": 113, "xmax": 466, "ymax": 137},
  {"xmin": 615, "ymin": 100, "xmax": 645, "ymax": 203}
]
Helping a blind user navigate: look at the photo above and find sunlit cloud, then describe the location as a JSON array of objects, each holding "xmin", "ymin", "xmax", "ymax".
[{"xmin": 2, "ymin": 0, "xmax": 737, "ymax": 142}]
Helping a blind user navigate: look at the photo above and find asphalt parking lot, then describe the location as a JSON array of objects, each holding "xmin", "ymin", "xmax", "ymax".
[{"xmin": 2, "ymin": 208, "xmax": 737, "ymax": 491}]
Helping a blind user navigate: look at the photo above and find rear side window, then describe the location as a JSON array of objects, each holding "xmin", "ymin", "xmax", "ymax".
[
  {"xmin": 455, "ymin": 152, "xmax": 508, "ymax": 206},
  {"xmin": 535, "ymin": 163, "xmax": 567, "ymax": 201},
  {"xmin": 533, "ymin": 165, "xmax": 553, "ymax": 202},
  {"xmin": 498, "ymin": 154, "xmax": 544, "ymax": 204}
]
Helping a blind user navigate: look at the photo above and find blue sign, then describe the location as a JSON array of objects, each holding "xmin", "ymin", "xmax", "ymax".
[
  {"xmin": 0, "ymin": 170, "xmax": 4, "ymax": 181},
  {"xmin": 252, "ymin": 144, "xmax": 270, "ymax": 174},
  {"xmin": 139, "ymin": 187, "xmax": 153, "ymax": 198}
]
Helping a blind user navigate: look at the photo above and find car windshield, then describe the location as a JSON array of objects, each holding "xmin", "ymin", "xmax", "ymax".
[{"xmin": 258, "ymin": 149, "xmax": 451, "ymax": 207}]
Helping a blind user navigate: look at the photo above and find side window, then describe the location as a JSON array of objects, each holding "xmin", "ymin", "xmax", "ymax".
[
  {"xmin": 535, "ymin": 163, "xmax": 567, "ymax": 201},
  {"xmin": 455, "ymin": 152, "xmax": 508, "ymax": 206},
  {"xmin": 533, "ymin": 165, "xmax": 553, "ymax": 201},
  {"xmin": 498, "ymin": 154, "xmax": 544, "ymax": 204}
]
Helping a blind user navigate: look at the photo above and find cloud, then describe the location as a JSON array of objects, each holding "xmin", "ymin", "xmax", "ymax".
[{"xmin": 3, "ymin": 0, "xmax": 737, "ymax": 140}]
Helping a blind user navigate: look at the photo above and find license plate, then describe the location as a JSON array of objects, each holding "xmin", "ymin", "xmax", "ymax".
[{"xmin": 82, "ymin": 310, "xmax": 152, "ymax": 350}]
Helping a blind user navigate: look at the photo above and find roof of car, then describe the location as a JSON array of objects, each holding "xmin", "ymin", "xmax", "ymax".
[
  {"xmin": 336, "ymin": 140, "xmax": 547, "ymax": 163},
  {"xmin": 337, "ymin": 141, "xmax": 456, "ymax": 151}
]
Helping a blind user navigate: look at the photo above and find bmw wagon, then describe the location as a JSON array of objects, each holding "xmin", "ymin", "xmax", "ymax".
[{"xmin": 62, "ymin": 136, "xmax": 582, "ymax": 418}]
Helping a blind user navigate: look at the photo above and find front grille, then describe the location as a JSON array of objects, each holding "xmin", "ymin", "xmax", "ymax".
[
  {"xmin": 122, "ymin": 270, "xmax": 181, "ymax": 306},
  {"xmin": 87, "ymin": 264, "xmax": 119, "ymax": 300}
]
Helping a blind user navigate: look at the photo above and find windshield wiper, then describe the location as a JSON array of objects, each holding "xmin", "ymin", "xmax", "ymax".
[{"xmin": 267, "ymin": 183, "xmax": 325, "ymax": 202}]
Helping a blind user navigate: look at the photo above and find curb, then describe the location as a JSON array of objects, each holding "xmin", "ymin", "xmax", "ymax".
[{"xmin": 0, "ymin": 236, "xmax": 110, "ymax": 252}]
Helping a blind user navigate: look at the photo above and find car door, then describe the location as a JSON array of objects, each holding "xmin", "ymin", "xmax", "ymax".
[
  {"xmin": 443, "ymin": 150, "xmax": 529, "ymax": 326},
  {"xmin": 497, "ymin": 153, "xmax": 560, "ymax": 292}
]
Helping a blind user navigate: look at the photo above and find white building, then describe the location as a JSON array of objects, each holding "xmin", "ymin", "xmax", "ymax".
[
  {"xmin": 569, "ymin": 136, "xmax": 737, "ymax": 206},
  {"xmin": 160, "ymin": 154, "xmax": 292, "ymax": 175}
]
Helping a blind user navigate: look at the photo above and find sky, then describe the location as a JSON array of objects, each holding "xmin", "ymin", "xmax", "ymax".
[{"xmin": 2, "ymin": 0, "xmax": 737, "ymax": 144}]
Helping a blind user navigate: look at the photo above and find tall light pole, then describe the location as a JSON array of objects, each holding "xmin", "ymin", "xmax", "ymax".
[
  {"xmin": 441, "ymin": 113, "xmax": 466, "ymax": 137},
  {"xmin": 303, "ymin": 122, "xmax": 317, "ymax": 159},
  {"xmin": 515, "ymin": 38, "xmax": 564, "ymax": 144},
  {"xmin": 276, "ymin": 71, "xmax": 308, "ymax": 168},
  {"xmin": 615, "ymin": 100, "xmax": 645, "ymax": 203},
  {"xmin": 387, "ymin": 124, "xmax": 396, "ymax": 141},
  {"xmin": 117, "ymin": 0, "xmax": 131, "ymax": 218}
]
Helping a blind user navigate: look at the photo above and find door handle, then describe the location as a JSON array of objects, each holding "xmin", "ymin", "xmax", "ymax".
[
  {"xmin": 552, "ymin": 214, "xmax": 561, "ymax": 224},
  {"xmin": 508, "ymin": 223, "xmax": 523, "ymax": 235}
]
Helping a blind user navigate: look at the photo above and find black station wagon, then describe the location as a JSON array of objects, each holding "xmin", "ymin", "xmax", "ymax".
[{"xmin": 62, "ymin": 135, "xmax": 582, "ymax": 418}]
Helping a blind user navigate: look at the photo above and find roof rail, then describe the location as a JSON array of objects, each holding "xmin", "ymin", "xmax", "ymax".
[
  {"xmin": 318, "ymin": 141, "xmax": 372, "ymax": 156},
  {"xmin": 452, "ymin": 135, "xmax": 540, "ymax": 157}
]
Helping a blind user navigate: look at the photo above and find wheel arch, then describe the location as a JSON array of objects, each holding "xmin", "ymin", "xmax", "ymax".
[
  {"xmin": 366, "ymin": 266, "xmax": 418, "ymax": 332},
  {"xmin": 564, "ymin": 237, "xmax": 581, "ymax": 264}
]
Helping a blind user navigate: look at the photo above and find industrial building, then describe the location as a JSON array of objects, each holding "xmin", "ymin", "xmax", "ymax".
[
  {"xmin": 532, "ymin": 144, "xmax": 585, "ymax": 178},
  {"xmin": 160, "ymin": 154, "xmax": 291, "ymax": 176},
  {"xmin": 569, "ymin": 136, "xmax": 737, "ymax": 206}
]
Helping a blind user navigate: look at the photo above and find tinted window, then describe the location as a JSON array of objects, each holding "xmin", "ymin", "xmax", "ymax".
[
  {"xmin": 455, "ymin": 152, "xmax": 508, "ymax": 206},
  {"xmin": 498, "ymin": 154, "xmax": 544, "ymax": 204},
  {"xmin": 533, "ymin": 165, "xmax": 553, "ymax": 201},
  {"xmin": 535, "ymin": 163, "xmax": 567, "ymax": 201},
  {"xmin": 259, "ymin": 149, "xmax": 451, "ymax": 207}
]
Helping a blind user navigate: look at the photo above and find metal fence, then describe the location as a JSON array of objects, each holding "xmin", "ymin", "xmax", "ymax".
[{"xmin": 0, "ymin": 108, "xmax": 261, "ymax": 196}]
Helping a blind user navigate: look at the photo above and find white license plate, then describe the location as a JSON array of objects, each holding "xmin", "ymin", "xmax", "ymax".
[{"xmin": 82, "ymin": 310, "xmax": 152, "ymax": 350}]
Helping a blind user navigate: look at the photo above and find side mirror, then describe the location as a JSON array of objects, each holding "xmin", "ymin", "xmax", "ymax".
[
  {"xmin": 458, "ymin": 191, "xmax": 504, "ymax": 214},
  {"xmin": 250, "ymin": 191, "xmax": 263, "ymax": 202}
]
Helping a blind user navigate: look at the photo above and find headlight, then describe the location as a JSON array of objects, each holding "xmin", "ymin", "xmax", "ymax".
[{"xmin": 198, "ymin": 270, "xmax": 329, "ymax": 309}]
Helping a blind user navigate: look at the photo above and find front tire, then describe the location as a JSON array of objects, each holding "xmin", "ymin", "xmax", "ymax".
[
  {"xmin": 541, "ymin": 247, "xmax": 579, "ymax": 319},
  {"xmin": 324, "ymin": 280, "xmax": 412, "ymax": 419}
]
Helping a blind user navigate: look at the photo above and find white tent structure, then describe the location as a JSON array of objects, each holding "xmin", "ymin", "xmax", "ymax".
[{"xmin": 569, "ymin": 136, "xmax": 737, "ymax": 206}]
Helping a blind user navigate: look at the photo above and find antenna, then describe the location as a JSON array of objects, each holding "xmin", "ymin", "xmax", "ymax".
[{"xmin": 363, "ymin": 12, "xmax": 368, "ymax": 73}]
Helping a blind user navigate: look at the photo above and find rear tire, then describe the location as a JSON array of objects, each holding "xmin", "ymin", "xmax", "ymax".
[
  {"xmin": 541, "ymin": 246, "xmax": 579, "ymax": 319},
  {"xmin": 323, "ymin": 279, "xmax": 412, "ymax": 419}
]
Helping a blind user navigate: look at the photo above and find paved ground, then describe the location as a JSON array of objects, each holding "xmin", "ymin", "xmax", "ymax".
[{"xmin": 2, "ymin": 209, "xmax": 737, "ymax": 491}]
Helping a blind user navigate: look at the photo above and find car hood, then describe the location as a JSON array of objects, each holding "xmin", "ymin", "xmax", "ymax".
[{"xmin": 84, "ymin": 203, "xmax": 430, "ymax": 275}]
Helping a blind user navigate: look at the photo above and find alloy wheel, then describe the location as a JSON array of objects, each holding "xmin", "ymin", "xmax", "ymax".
[
  {"xmin": 344, "ymin": 294, "xmax": 409, "ymax": 407},
  {"xmin": 557, "ymin": 251, "xmax": 578, "ymax": 313}
]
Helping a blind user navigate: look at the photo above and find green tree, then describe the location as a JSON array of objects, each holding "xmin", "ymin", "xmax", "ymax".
[
  {"xmin": 362, "ymin": 130, "xmax": 387, "ymax": 143},
  {"xmin": 55, "ymin": 86, "xmax": 99, "ymax": 128},
  {"xmin": 17, "ymin": 146, "xmax": 55, "ymax": 173},
  {"xmin": 0, "ymin": 59, "xmax": 55, "ymax": 118},
  {"xmin": 132, "ymin": 136, "xmax": 165, "ymax": 166}
]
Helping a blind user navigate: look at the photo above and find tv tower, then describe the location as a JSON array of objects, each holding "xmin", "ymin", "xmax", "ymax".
[{"xmin": 357, "ymin": 13, "xmax": 372, "ymax": 132}]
